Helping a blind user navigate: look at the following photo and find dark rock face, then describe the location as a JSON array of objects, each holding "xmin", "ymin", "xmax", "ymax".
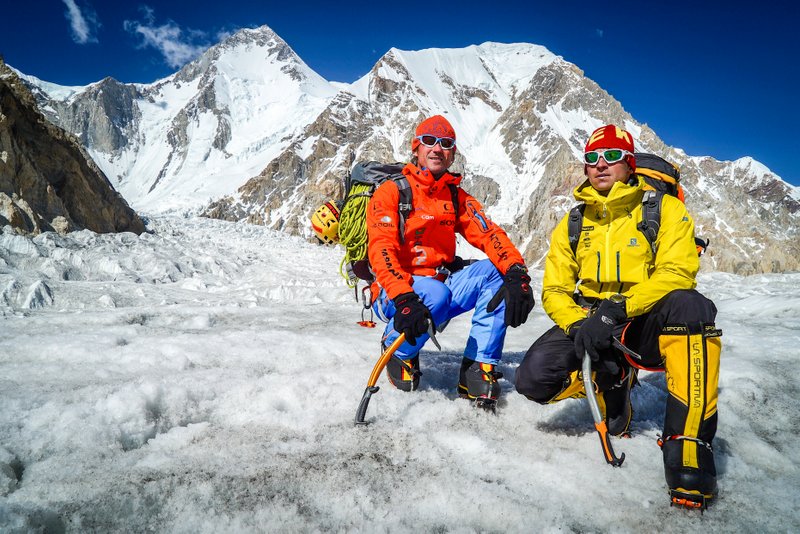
[
  {"xmin": 46, "ymin": 77, "xmax": 141, "ymax": 155},
  {"xmin": 0, "ymin": 60, "xmax": 144, "ymax": 235}
]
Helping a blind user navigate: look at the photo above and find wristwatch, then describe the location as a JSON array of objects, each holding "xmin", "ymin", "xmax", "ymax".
[
  {"xmin": 609, "ymin": 293, "xmax": 627, "ymax": 314},
  {"xmin": 609, "ymin": 293, "xmax": 627, "ymax": 304}
]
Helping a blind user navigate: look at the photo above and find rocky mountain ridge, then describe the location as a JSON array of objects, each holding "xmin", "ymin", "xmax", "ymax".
[
  {"xmin": 17, "ymin": 26, "xmax": 800, "ymax": 274},
  {"xmin": 0, "ymin": 59, "xmax": 144, "ymax": 237}
]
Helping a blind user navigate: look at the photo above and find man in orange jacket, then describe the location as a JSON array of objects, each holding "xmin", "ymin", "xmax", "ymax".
[{"xmin": 367, "ymin": 115, "xmax": 534, "ymax": 407}]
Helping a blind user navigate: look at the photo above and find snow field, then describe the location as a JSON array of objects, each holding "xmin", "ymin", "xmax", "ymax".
[{"xmin": 1, "ymin": 216, "xmax": 799, "ymax": 532}]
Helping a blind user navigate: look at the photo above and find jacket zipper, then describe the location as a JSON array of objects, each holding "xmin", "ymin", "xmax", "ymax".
[{"xmin": 604, "ymin": 203, "xmax": 612, "ymax": 282}]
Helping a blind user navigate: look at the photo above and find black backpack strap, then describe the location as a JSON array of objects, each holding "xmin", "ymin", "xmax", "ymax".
[
  {"xmin": 637, "ymin": 190, "xmax": 662, "ymax": 255},
  {"xmin": 448, "ymin": 183, "xmax": 460, "ymax": 216},
  {"xmin": 392, "ymin": 176, "xmax": 413, "ymax": 244},
  {"xmin": 567, "ymin": 204, "xmax": 585, "ymax": 256}
]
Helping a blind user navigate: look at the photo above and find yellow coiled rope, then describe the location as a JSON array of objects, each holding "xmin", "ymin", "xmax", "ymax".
[{"xmin": 338, "ymin": 184, "xmax": 373, "ymax": 287}]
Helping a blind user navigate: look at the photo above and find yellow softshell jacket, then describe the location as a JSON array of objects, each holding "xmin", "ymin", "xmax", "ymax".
[{"xmin": 542, "ymin": 176, "xmax": 699, "ymax": 331}]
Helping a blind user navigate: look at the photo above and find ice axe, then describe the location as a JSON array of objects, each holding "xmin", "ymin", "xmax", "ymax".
[
  {"xmin": 354, "ymin": 321, "xmax": 440, "ymax": 425},
  {"xmin": 354, "ymin": 333, "xmax": 406, "ymax": 425},
  {"xmin": 582, "ymin": 350, "xmax": 625, "ymax": 467}
]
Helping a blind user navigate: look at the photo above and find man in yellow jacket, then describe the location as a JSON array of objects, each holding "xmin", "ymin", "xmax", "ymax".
[{"xmin": 515, "ymin": 125, "xmax": 721, "ymax": 509}]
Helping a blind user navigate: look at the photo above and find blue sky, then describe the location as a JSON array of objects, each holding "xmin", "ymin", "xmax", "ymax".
[{"xmin": 2, "ymin": 1, "xmax": 797, "ymax": 185}]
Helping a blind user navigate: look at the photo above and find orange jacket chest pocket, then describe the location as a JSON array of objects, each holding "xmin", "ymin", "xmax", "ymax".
[{"xmin": 403, "ymin": 190, "xmax": 458, "ymax": 267}]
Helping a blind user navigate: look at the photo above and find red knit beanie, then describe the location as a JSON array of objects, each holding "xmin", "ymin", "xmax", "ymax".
[
  {"xmin": 411, "ymin": 115, "xmax": 456, "ymax": 152},
  {"xmin": 585, "ymin": 125, "xmax": 636, "ymax": 171}
]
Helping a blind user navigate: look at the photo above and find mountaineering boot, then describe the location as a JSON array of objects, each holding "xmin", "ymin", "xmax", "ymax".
[
  {"xmin": 458, "ymin": 358, "xmax": 502, "ymax": 409},
  {"xmin": 539, "ymin": 370, "xmax": 587, "ymax": 403},
  {"xmin": 661, "ymin": 435, "xmax": 717, "ymax": 510},
  {"xmin": 386, "ymin": 354, "xmax": 421, "ymax": 392},
  {"xmin": 599, "ymin": 366, "xmax": 637, "ymax": 436},
  {"xmin": 659, "ymin": 323, "xmax": 722, "ymax": 510}
]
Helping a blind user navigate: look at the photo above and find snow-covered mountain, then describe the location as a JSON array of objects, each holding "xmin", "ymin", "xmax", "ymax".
[
  {"xmin": 19, "ymin": 26, "xmax": 800, "ymax": 273},
  {"xmin": 21, "ymin": 26, "xmax": 337, "ymax": 212}
]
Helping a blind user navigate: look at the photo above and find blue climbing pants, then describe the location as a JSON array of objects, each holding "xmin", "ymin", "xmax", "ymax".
[{"xmin": 372, "ymin": 259, "xmax": 507, "ymax": 364}]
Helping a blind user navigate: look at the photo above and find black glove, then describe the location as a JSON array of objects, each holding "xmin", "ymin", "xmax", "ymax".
[
  {"xmin": 566, "ymin": 319, "xmax": 586, "ymax": 340},
  {"xmin": 486, "ymin": 264, "xmax": 535, "ymax": 328},
  {"xmin": 573, "ymin": 299, "xmax": 627, "ymax": 362},
  {"xmin": 392, "ymin": 292, "xmax": 432, "ymax": 346}
]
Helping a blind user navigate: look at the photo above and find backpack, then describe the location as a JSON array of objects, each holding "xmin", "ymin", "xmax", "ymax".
[
  {"xmin": 567, "ymin": 152, "xmax": 708, "ymax": 257},
  {"xmin": 337, "ymin": 162, "xmax": 410, "ymax": 286},
  {"xmin": 336, "ymin": 161, "xmax": 461, "ymax": 287}
]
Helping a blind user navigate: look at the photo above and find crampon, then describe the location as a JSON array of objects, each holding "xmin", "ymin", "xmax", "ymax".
[
  {"xmin": 457, "ymin": 389, "xmax": 498, "ymax": 413},
  {"xmin": 669, "ymin": 489, "xmax": 711, "ymax": 512},
  {"xmin": 472, "ymin": 396, "xmax": 497, "ymax": 413}
]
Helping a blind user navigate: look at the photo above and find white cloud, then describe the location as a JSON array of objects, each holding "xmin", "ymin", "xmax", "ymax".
[
  {"xmin": 215, "ymin": 29, "xmax": 236, "ymax": 43},
  {"xmin": 62, "ymin": 0, "xmax": 100, "ymax": 44},
  {"xmin": 124, "ymin": 7, "xmax": 209, "ymax": 69}
]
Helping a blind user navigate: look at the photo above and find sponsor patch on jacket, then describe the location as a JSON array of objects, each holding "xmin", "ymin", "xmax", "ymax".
[
  {"xmin": 466, "ymin": 200, "xmax": 491, "ymax": 233},
  {"xmin": 628, "ymin": 237, "xmax": 639, "ymax": 247},
  {"xmin": 581, "ymin": 225, "xmax": 594, "ymax": 231}
]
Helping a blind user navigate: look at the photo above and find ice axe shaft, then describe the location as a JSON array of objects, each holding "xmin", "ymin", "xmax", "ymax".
[
  {"xmin": 354, "ymin": 333, "xmax": 406, "ymax": 425},
  {"xmin": 582, "ymin": 351, "xmax": 625, "ymax": 467}
]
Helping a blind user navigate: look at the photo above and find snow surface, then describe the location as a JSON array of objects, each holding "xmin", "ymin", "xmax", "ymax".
[
  {"xmin": 14, "ymin": 71, "xmax": 88, "ymax": 103},
  {"xmin": 1, "ymin": 216, "xmax": 799, "ymax": 532}
]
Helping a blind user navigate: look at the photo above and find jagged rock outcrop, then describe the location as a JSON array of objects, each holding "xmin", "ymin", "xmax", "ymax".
[
  {"xmin": 43, "ymin": 77, "xmax": 141, "ymax": 155},
  {"xmin": 204, "ymin": 90, "xmax": 397, "ymax": 232},
  {"xmin": 0, "ymin": 60, "xmax": 144, "ymax": 235}
]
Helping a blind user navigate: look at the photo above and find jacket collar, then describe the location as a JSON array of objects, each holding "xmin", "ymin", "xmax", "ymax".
[
  {"xmin": 403, "ymin": 163, "xmax": 462, "ymax": 194},
  {"xmin": 574, "ymin": 175, "xmax": 644, "ymax": 214}
]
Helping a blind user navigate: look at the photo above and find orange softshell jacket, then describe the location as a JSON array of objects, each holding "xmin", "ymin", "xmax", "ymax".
[{"xmin": 367, "ymin": 163, "xmax": 524, "ymax": 299}]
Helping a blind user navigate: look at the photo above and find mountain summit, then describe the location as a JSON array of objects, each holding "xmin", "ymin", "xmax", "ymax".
[
  {"xmin": 21, "ymin": 25, "xmax": 337, "ymax": 212},
  {"xmin": 18, "ymin": 28, "xmax": 800, "ymax": 274}
]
